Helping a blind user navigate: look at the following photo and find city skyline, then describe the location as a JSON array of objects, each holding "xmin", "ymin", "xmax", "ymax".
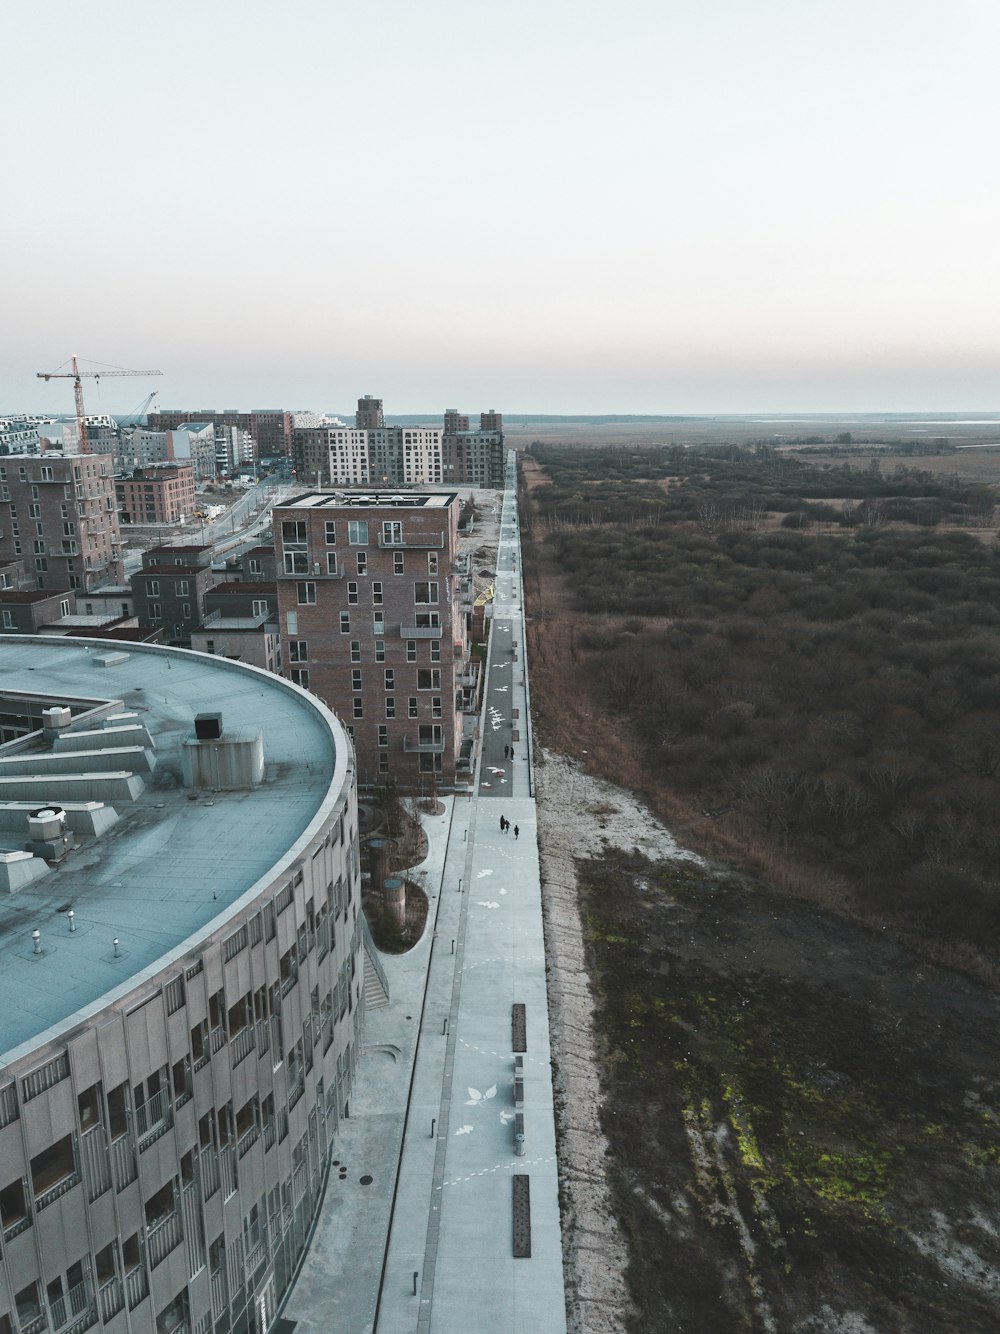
[{"xmin": 4, "ymin": 0, "xmax": 998, "ymax": 415}]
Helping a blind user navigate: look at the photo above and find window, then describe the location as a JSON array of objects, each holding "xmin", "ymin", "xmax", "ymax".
[
  {"xmin": 297, "ymin": 582, "xmax": 316, "ymax": 605},
  {"xmin": 252, "ymin": 599, "xmax": 268, "ymax": 616},
  {"xmin": 419, "ymin": 724, "xmax": 443, "ymax": 746},
  {"xmin": 2, "ymin": 611, "xmax": 13, "ymax": 629},
  {"xmin": 28, "ymin": 503, "xmax": 40, "ymax": 519},
  {"xmin": 414, "ymin": 582, "xmax": 439, "ymax": 604},
  {"xmin": 352, "ymin": 698, "xmax": 363, "ymax": 719},
  {"xmin": 378, "ymin": 753, "xmax": 389, "ymax": 773},
  {"xmin": 62, "ymin": 522, "xmax": 75, "ymax": 537},
  {"xmin": 373, "ymin": 612, "xmax": 384, "ymax": 635},
  {"xmin": 428, "ymin": 552, "xmax": 439, "ymax": 575},
  {"xmin": 408, "ymin": 697, "xmax": 418, "ymax": 718},
  {"xmin": 249, "ymin": 558, "xmax": 262, "ymax": 574},
  {"xmin": 393, "ymin": 551, "xmax": 404, "ymax": 575},
  {"xmin": 182, "ymin": 603, "xmax": 191, "ymax": 619},
  {"xmin": 356, "ymin": 551, "xmax": 367, "ymax": 575},
  {"xmin": 348, "ymin": 581, "xmax": 358, "ymax": 605},
  {"xmin": 148, "ymin": 579, "xmax": 160, "ymax": 596},
  {"xmin": 352, "ymin": 669, "xmax": 362, "ymax": 691},
  {"xmin": 372, "ymin": 581, "xmax": 383, "ymax": 606},
  {"xmin": 432, "ymin": 696, "xmax": 443, "ymax": 719},
  {"xmin": 406, "ymin": 640, "xmax": 417, "ymax": 662},
  {"xmin": 149, "ymin": 602, "xmax": 162, "ymax": 618},
  {"xmin": 340, "ymin": 612, "xmax": 350, "ymax": 634},
  {"xmin": 430, "ymin": 640, "xmax": 441, "ymax": 662},
  {"xmin": 374, "ymin": 639, "xmax": 385, "ymax": 662},
  {"xmin": 415, "ymin": 610, "xmax": 441, "ymax": 629},
  {"xmin": 382, "ymin": 520, "xmax": 402, "ymax": 545},
  {"xmin": 286, "ymin": 610, "xmax": 298, "ymax": 634},
  {"xmin": 384, "ymin": 669, "xmax": 394, "ymax": 691},
  {"xmin": 291, "ymin": 668, "xmax": 310, "ymax": 688},
  {"xmin": 284, "ymin": 551, "xmax": 309, "ymax": 574},
  {"xmin": 350, "ymin": 639, "xmax": 361, "ymax": 663},
  {"xmin": 385, "ymin": 697, "xmax": 395, "ymax": 718},
  {"xmin": 282, "ymin": 520, "xmax": 307, "ymax": 547},
  {"xmin": 289, "ymin": 641, "xmax": 308, "ymax": 663},
  {"xmin": 324, "ymin": 521, "xmax": 336, "ymax": 544},
  {"xmin": 377, "ymin": 725, "xmax": 388, "ymax": 748},
  {"xmin": 40, "ymin": 466, "xmax": 53, "ymax": 482},
  {"xmin": 348, "ymin": 520, "xmax": 368, "ymax": 544},
  {"xmin": 326, "ymin": 553, "xmax": 338, "ymax": 575},
  {"xmin": 417, "ymin": 669, "xmax": 441, "ymax": 690}
]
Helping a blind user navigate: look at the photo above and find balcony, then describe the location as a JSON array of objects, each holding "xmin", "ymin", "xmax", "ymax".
[
  {"xmin": 399, "ymin": 624, "xmax": 442, "ymax": 639},
  {"xmin": 230, "ymin": 1025, "xmax": 255, "ymax": 1068},
  {"xmin": 403, "ymin": 736, "xmax": 446, "ymax": 754},
  {"xmin": 135, "ymin": 1087, "xmax": 172, "ymax": 1146},
  {"xmin": 146, "ymin": 1210, "xmax": 183, "ymax": 1268},
  {"xmin": 377, "ymin": 532, "xmax": 444, "ymax": 549}
]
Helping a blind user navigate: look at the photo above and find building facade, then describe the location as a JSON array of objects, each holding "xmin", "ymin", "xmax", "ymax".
[
  {"xmin": 0, "ymin": 454, "xmax": 123, "ymax": 592},
  {"xmin": 131, "ymin": 546, "xmax": 217, "ymax": 646},
  {"xmin": 273, "ymin": 491, "xmax": 470, "ymax": 789},
  {"xmin": 116, "ymin": 464, "xmax": 197, "ymax": 526},
  {"xmin": 0, "ymin": 638, "xmax": 367, "ymax": 1334},
  {"xmin": 441, "ymin": 409, "xmax": 505, "ymax": 487}
]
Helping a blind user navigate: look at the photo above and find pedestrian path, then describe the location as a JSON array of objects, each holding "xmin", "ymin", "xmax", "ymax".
[{"xmin": 282, "ymin": 454, "xmax": 565, "ymax": 1333}]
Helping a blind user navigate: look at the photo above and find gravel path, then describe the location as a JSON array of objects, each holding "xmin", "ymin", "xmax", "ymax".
[{"xmin": 535, "ymin": 748, "xmax": 705, "ymax": 1334}]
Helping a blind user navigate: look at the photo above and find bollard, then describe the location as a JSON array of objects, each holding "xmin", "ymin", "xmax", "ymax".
[
  {"xmin": 67, "ymin": 910, "xmax": 75, "ymax": 933},
  {"xmin": 413, "ymin": 1271, "xmax": 419, "ymax": 1296},
  {"xmin": 458, "ymin": 878, "xmax": 463, "ymax": 893},
  {"xmin": 451, "ymin": 939, "xmax": 455, "ymax": 954},
  {"xmin": 431, "ymin": 1118, "xmax": 436, "ymax": 1138},
  {"xmin": 113, "ymin": 938, "xmax": 120, "ymax": 958},
  {"xmin": 442, "ymin": 1017, "xmax": 449, "ymax": 1035},
  {"xmin": 31, "ymin": 929, "xmax": 41, "ymax": 955}
]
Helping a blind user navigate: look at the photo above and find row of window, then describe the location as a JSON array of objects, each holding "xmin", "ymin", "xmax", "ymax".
[
  {"xmin": 282, "ymin": 519, "xmax": 427, "ymax": 548},
  {"xmin": 289, "ymin": 638, "xmax": 441, "ymax": 666}
]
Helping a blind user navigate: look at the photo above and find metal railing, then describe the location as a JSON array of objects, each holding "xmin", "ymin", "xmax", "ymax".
[
  {"xmin": 399, "ymin": 624, "xmax": 443, "ymax": 639},
  {"xmin": 80, "ymin": 1124, "xmax": 111, "ymax": 1202},
  {"xmin": 124, "ymin": 1265, "xmax": 148, "ymax": 1311},
  {"xmin": 220, "ymin": 1144, "xmax": 237, "ymax": 1200},
  {"xmin": 98, "ymin": 1276, "xmax": 124, "ymax": 1324},
  {"xmin": 135, "ymin": 1086, "xmax": 172, "ymax": 1143},
  {"xmin": 36, "ymin": 1169, "xmax": 81, "ymax": 1211},
  {"xmin": 230, "ymin": 1025, "xmax": 255, "ymax": 1067},
  {"xmin": 146, "ymin": 1210, "xmax": 183, "ymax": 1268},
  {"xmin": 198, "ymin": 1146, "xmax": 220, "ymax": 1200},
  {"xmin": 111, "ymin": 1133, "xmax": 137, "ymax": 1190}
]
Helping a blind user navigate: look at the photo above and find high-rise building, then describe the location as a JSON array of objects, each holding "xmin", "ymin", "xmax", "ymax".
[
  {"xmin": 441, "ymin": 407, "xmax": 505, "ymax": 486},
  {"xmin": 293, "ymin": 423, "xmax": 443, "ymax": 488},
  {"xmin": 0, "ymin": 453, "xmax": 123, "ymax": 591},
  {"xmin": 355, "ymin": 396, "xmax": 383, "ymax": 430},
  {"xmin": 273, "ymin": 490, "xmax": 472, "ymax": 789},
  {"xmin": 0, "ymin": 637, "xmax": 366, "ymax": 1334}
]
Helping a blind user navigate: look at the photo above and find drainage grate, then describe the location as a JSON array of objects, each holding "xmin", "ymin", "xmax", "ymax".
[
  {"xmin": 512, "ymin": 1003, "xmax": 526, "ymax": 1053},
  {"xmin": 512, "ymin": 1175, "xmax": 531, "ymax": 1257}
]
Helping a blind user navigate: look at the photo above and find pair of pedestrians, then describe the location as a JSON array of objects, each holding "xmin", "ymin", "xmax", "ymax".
[{"xmin": 499, "ymin": 816, "xmax": 519, "ymax": 839}]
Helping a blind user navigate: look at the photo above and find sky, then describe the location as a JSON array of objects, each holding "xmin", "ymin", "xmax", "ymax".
[{"xmin": 3, "ymin": 0, "xmax": 999, "ymax": 415}]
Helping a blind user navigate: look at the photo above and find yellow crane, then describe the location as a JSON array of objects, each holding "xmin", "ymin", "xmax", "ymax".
[{"xmin": 37, "ymin": 355, "xmax": 162, "ymax": 454}]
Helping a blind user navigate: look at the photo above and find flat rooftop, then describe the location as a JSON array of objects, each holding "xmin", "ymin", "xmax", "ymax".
[
  {"xmin": 0, "ymin": 637, "xmax": 344, "ymax": 1066},
  {"xmin": 282, "ymin": 490, "xmax": 458, "ymax": 510}
]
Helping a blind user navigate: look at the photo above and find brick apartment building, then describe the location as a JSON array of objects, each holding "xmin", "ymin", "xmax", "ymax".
[
  {"xmin": 116, "ymin": 462, "xmax": 196, "ymax": 525},
  {"xmin": 442, "ymin": 409, "xmax": 505, "ymax": 486},
  {"xmin": 130, "ymin": 544, "xmax": 217, "ymax": 644},
  {"xmin": 0, "ymin": 452, "xmax": 123, "ymax": 591},
  {"xmin": 148, "ymin": 409, "xmax": 293, "ymax": 463},
  {"xmin": 0, "ymin": 588, "xmax": 75, "ymax": 633},
  {"xmin": 273, "ymin": 490, "xmax": 470, "ymax": 789}
]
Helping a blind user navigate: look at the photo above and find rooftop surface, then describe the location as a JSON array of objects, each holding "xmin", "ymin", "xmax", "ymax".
[
  {"xmin": 0, "ymin": 637, "xmax": 343, "ymax": 1067},
  {"xmin": 282, "ymin": 491, "xmax": 458, "ymax": 510}
]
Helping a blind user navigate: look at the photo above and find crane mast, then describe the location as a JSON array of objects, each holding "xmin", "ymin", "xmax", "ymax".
[{"xmin": 37, "ymin": 356, "xmax": 162, "ymax": 454}]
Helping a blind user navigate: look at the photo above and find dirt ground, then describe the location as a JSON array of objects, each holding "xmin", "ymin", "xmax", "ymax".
[{"xmin": 522, "ymin": 460, "xmax": 1000, "ymax": 1332}]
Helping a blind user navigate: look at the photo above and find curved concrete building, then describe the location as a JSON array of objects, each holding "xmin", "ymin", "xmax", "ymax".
[{"xmin": 0, "ymin": 636, "xmax": 368, "ymax": 1334}]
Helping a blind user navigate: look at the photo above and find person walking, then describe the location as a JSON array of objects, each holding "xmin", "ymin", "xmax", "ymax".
[{"xmin": 513, "ymin": 824, "xmax": 519, "ymax": 840}]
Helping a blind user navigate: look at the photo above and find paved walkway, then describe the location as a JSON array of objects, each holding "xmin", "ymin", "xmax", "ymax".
[{"xmin": 283, "ymin": 457, "xmax": 565, "ymax": 1333}]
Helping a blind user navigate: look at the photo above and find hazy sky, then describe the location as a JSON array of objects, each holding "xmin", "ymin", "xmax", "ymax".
[{"xmin": 3, "ymin": 0, "xmax": 998, "ymax": 415}]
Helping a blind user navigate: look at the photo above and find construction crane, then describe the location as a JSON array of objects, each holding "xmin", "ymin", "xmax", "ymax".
[
  {"xmin": 36, "ymin": 355, "xmax": 162, "ymax": 454},
  {"xmin": 120, "ymin": 389, "xmax": 159, "ymax": 435}
]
